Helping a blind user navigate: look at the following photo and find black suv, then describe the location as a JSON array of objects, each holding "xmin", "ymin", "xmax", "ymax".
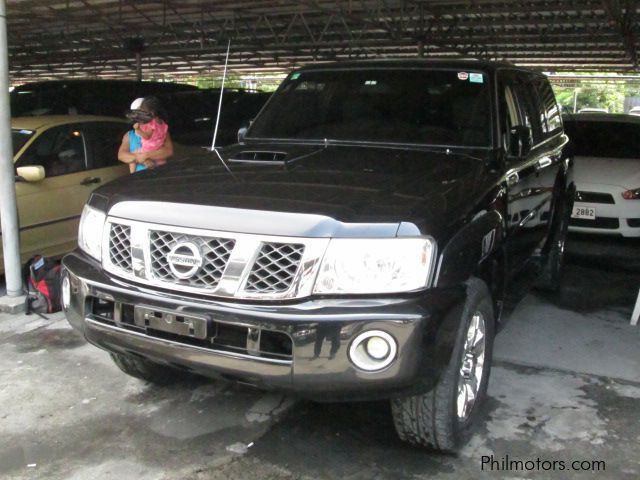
[{"xmin": 62, "ymin": 60, "xmax": 573, "ymax": 451}]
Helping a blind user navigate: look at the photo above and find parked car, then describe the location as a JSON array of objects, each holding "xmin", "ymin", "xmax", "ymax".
[
  {"xmin": 162, "ymin": 89, "xmax": 271, "ymax": 148},
  {"xmin": 563, "ymin": 113, "xmax": 640, "ymax": 237},
  {"xmin": 577, "ymin": 107, "xmax": 608, "ymax": 114},
  {"xmin": 2, "ymin": 116, "xmax": 130, "ymax": 271},
  {"xmin": 10, "ymin": 80, "xmax": 197, "ymax": 118},
  {"xmin": 61, "ymin": 60, "xmax": 573, "ymax": 452}
]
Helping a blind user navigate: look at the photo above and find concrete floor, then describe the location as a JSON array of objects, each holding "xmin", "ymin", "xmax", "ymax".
[{"xmin": 1, "ymin": 253, "xmax": 639, "ymax": 479}]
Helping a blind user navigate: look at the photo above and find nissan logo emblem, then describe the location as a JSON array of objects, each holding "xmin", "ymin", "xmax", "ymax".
[{"xmin": 166, "ymin": 242, "xmax": 203, "ymax": 279}]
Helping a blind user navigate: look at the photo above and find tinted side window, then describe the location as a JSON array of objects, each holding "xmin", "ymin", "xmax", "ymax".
[
  {"xmin": 513, "ymin": 73, "xmax": 544, "ymax": 144},
  {"xmin": 17, "ymin": 125, "xmax": 87, "ymax": 177},
  {"xmin": 564, "ymin": 120, "xmax": 640, "ymax": 158},
  {"xmin": 84, "ymin": 122, "xmax": 129, "ymax": 169},
  {"xmin": 535, "ymin": 78, "xmax": 562, "ymax": 138}
]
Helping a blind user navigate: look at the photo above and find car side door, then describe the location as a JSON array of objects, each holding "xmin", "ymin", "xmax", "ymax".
[
  {"xmin": 500, "ymin": 71, "xmax": 562, "ymax": 272},
  {"xmin": 13, "ymin": 123, "xmax": 97, "ymax": 262}
]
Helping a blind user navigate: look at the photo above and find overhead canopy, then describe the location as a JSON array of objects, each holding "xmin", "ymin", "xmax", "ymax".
[{"xmin": 6, "ymin": 0, "xmax": 640, "ymax": 83}]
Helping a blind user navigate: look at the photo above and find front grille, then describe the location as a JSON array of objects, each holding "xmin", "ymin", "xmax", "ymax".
[
  {"xmin": 109, "ymin": 223, "xmax": 133, "ymax": 272},
  {"xmin": 244, "ymin": 242, "xmax": 305, "ymax": 293},
  {"xmin": 103, "ymin": 218, "xmax": 326, "ymax": 300},
  {"xmin": 575, "ymin": 191, "xmax": 615, "ymax": 204},
  {"xmin": 149, "ymin": 230, "xmax": 235, "ymax": 289},
  {"xmin": 570, "ymin": 217, "xmax": 620, "ymax": 229}
]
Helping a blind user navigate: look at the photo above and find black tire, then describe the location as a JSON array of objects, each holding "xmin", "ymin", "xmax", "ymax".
[
  {"xmin": 391, "ymin": 278, "xmax": 495, "ymax": 452},
  {"xmin": 536, "ymin": 190, "xmax": 571, "ymax": 291},
  {"xmin": 110, "ymin": 352, "xmax": 186, "ymax": 385}
]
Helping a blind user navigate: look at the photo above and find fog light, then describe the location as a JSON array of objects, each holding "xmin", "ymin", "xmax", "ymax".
[
  {"xmin": 61, "ymin": 275, "xmax": 71, "ymax": 310},
  {"xmin": 366, "ymin": 336, "xmax": 390, "ymax": 359},
  {"xmin": 348, "ymin": 330, "xmax": 397, "ymax": 371}
]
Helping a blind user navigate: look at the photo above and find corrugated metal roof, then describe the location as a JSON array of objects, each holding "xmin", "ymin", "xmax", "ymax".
[{"xmin": 7, "ymin": 0, "xmax": 640, "ymax": 84}]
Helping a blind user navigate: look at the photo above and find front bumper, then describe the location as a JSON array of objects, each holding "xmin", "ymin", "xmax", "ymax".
[
  {"xmin": 62, "ymin": 251, "xmax": 466, "ymax": 400},
  {"xmin": 570, "ymin": 182, "xmax": 640, "ymax": 237}
]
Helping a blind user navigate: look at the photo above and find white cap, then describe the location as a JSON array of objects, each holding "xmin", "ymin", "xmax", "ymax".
[{"xmin": 130, "ymin": 97, "xmax": 144, "ymax": 110}]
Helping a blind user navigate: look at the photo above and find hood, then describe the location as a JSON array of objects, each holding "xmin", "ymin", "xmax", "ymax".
[
  {"xmin": 574, "ymin": 156, "xmax": 640, "ymax": 190},
  {"xmin": 96, "ymin": 142, "xmax": 492, "ymax": 238}
]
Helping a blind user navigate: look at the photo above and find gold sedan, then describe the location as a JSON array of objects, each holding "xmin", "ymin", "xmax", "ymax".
[{"xmin": 3, "ymin": 116, "xmax": 130, "ymax": 270}]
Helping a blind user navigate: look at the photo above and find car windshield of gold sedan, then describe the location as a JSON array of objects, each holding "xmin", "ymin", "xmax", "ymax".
[
  {"xmin": 248, "ymin": 68, "xmax": 492, "ymax": 147},
  {"xmin": 12, "ymin": 129, "xmax": 34, "ymax": 156}
]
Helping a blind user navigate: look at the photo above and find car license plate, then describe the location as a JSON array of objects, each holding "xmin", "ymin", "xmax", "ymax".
[
  {"xmin": 133, "ymin": 306, "xmax": 208, "ymax": 340},
  {"xmin": 571, "ymin": 205, "xmax": 596, "ymax": 220}
]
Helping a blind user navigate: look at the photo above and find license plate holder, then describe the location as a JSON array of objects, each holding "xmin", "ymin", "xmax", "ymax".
[
  {"xmin": 133, "ymin": 306, "xmax": 208, "ymax": 340},
  {"xmin": 571, "ymin": 205, "xmax": 596, "ymax": 220}
]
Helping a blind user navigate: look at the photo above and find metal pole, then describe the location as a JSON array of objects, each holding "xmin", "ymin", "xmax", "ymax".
[{"xmin": 0, "ymin": 0, "xmax": 23, "ymax": 297}]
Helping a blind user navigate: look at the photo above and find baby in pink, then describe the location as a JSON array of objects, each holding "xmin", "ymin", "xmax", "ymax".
[{"xmin": 135, "ymin": 117, "xmax": 168, "ymax": 152}]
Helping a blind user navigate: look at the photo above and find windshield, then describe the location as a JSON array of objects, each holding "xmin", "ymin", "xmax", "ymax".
[
  {"xmin": 564, "ymin": 119, "xmax": 640, "ymax": 159},
  {"xmin": 12, "ymin": 129, "xmax": 34, "ymax": 156},
  {"xmin": 248, "ymin": 68, "xmax": 492, "ymax": 147}
]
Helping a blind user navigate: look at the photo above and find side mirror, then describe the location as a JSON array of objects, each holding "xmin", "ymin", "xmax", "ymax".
[
  {"xmin": 508, "ymin": 125, "xmax": 533, "ymax": 158},
  {"xmin": 16, "ymin": 165, "xmax": 45, "ymax": 183}
]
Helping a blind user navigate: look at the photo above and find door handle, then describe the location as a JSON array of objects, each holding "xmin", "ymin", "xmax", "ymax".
[
  {"xmin": 537, "ymin": 157, "xmax": 553, "ymax": 169},
  {"xmin": 506, "ymin": 172, "xmax": 519, "ymax": 186},
  {"xmin": 80, "ymin": 176, "xmax": 101, "ymax": 186}
]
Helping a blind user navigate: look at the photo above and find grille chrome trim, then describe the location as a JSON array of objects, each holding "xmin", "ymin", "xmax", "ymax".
[
  {"xmin": 244, "ymin": 242, "xmax": 306, "ymax": 294},
  {"xmin": 108, "ymin": 223, "xmax": 133, "ymax": 273},
  {"xmin": 102, "ymin": 218, "xmax": 330, "ymax": 300}
]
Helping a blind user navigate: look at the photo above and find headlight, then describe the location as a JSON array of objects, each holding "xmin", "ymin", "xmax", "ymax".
[
  {"xmin": 78, "ymin": 205, "xmax": 106, "ymax": 261},
  {"xmin": 622, "ymin": 188, "xmax": 640, "ymax": 200},
  {"xmin": 313, "ymin": 238, "xmax": 435, "ymax": 294}
]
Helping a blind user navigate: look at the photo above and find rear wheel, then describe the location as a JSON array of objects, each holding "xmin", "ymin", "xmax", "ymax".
[
  {"xmin": 391, "ymin": 278, "xmax": 495, "ymax": 451},
  {"xmin": 110, "ymin": 352, "xmax": 186, "ymax": 385}
]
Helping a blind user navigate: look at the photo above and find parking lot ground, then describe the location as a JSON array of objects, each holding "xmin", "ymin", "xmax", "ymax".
[{"xmin": 1, "ymin": 260, "xmax": 639, "ymax": 480}]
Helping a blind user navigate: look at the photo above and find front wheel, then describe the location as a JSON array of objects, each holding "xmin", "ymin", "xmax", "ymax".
[{"xmin": 391, "ymin": 278, "xmax": 495, "ymax": 451}]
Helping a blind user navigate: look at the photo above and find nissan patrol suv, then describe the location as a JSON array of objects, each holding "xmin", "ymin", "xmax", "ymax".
[{"xmin": 62, "ymin": 60, "xmax": 573, "ymax": 451}]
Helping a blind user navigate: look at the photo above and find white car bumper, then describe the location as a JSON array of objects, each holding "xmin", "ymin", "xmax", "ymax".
[{"xmin": 569, "ymin": 182, "xmax": 640, "ymax": 237}]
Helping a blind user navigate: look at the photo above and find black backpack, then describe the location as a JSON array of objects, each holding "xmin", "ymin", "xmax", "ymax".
[{"xmin": 24, "ymin": 255, "xmax": 63, "ymax": 314}]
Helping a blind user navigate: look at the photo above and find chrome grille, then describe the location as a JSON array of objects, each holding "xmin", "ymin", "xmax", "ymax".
[
  {"xmin": 102, "ymin": 215, "xmax": 330, "ymax": 300},
  {"xmin": 109, "ymin": 223, "xmax": 133, "ymax": 273},
  {"xmin": 149, "ymin": 230, "xmax": 235, "ymax": 289},
  {"xmin": 245, "ymin": 242, "xmax": 305, "ymax": 293}
]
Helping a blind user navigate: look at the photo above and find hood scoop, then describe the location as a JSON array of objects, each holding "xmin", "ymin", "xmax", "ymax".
[{"xmin": 229, "ymin": 150, "xmax": 287, "ymax": 165}]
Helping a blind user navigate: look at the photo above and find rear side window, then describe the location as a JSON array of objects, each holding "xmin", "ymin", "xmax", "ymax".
[
  {"xmin": 564, "ymin": 120, "xmax": 640, "ymax": 158},
  {"xmin": 84, "ymin": 122, "xmax": 130, "ymax": 169}
]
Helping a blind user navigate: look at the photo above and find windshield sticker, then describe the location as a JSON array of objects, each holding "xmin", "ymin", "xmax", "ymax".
[
  {"xmin": 469, "ymin": 73, "xmax": 484, "ymax": 83},
  {"xmin": 364, "ymin": 80, "xmax": 378, "ymax": 85},
  {"xmin": 457, "ymin": 72, "xmax": 469, "ymax": 81},
  {"xmin": 290, "ymin": 72, "xmax": 301, "ymax": 80}
]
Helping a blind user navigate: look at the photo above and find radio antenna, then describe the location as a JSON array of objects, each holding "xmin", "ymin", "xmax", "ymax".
[
  {"xmin": 211, "ymin": 39, "xmax": 231, "ymax": 151},
  {"xmin": 209, "ymin": 40, "xmax": 235, "ymax": 178}
]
